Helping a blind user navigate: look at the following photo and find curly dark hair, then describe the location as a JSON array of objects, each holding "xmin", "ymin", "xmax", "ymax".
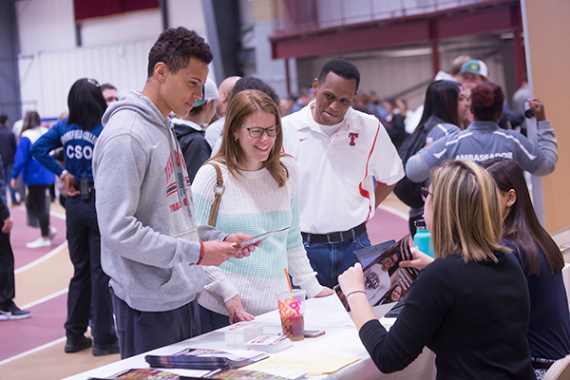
[{"xmin": 147, "ymin": 27, "xmax": 213, "ymax": 78}]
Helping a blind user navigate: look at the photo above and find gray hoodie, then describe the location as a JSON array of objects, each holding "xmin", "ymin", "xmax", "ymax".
[{"xmin": 93, "ymin": 90, "xmax": 226, "ymax": 312}]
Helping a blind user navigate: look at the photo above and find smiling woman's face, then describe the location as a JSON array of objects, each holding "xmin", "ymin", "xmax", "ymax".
[{"xmin": 234, "ymin": 110, "xmax": 278, "ymax": 171}]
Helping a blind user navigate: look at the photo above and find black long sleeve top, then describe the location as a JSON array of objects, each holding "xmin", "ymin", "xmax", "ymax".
[{"xmin": 359, "ymin": 251, "xmax": 535, "ymax": 380}]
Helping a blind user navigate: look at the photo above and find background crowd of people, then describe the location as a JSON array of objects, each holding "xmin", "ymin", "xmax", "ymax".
[{"xmin": 0, "ymin": 26, "xmax": 567, "ymax": 380}]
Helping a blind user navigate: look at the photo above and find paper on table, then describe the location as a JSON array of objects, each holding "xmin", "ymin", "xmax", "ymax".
[{"xmin": 241, "ymin": 355, "xmax": 360, "ymax": 376}]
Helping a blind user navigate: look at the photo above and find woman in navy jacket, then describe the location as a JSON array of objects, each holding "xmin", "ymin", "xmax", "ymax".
[
  {"xmin": 11, "ymin": 111, "xmax": 55, "ymax": 249},
  {"xmin": 31, "ymin": 78, "xmax": 118, "ymax": 356}
]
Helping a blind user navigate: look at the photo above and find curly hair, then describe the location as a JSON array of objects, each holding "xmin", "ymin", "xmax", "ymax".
[
  {"xmin": 147, "ymin": 27, "xmax": 213, "ymax": 78},
  {"xmin": 470, "ymin": 82, "xmax": 504, "ymax": 121}
]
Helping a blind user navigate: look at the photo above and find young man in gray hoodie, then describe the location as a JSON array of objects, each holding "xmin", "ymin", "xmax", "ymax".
[{"xmin": 93, "ymin": 27, "xmax": 256, "ymax": 359}]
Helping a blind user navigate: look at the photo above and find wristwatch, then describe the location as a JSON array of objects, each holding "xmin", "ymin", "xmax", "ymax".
[{"xmin": 60, "ymin": 169, "xmax": 68, "ymax": 179}]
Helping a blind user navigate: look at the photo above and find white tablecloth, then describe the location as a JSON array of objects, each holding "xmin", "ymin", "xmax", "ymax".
[{"xmin": 62, "ymin": 296, "xmax": 436, "ymax": 380}]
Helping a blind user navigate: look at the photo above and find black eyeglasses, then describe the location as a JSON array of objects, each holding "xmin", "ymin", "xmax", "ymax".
[
  {"xmin": 242, "ymin": 125, "xmax": 280, "ymax": 138},
  {"xmin": 420, "ymin": 187, "xmax": 432, "ymax": 202}
]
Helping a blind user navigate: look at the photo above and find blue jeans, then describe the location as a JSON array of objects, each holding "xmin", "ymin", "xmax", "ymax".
[
  {"xmin": 200, "ymin": 305, "xmax": 231, "ymax": 333},
  {"xmin": 304, "ymin": 231, "xmax": 371, "ymax": 288}
]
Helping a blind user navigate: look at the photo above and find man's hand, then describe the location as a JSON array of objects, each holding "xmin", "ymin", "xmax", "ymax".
[
  {"xmin": 225, "ymin": 294, "xmax": 254, "ymax": 324},
  {"xmin": 528, "ymin": 98, "xmax": 546, "ymax": 122},
  {"xmin": 201, "ymin": 240, "xmax": 242, "ymax": 266},
  {"xmin": 225, "ymin": 233, "xmax": 261, "ymax": 257},
  {"xmin": 2, "ymin": 217, "xmax": 13, "ymax": 234},
  {"xmin": 62, "ymin": 173, "xmax": 79, "ymax": 196},
  {"xmin": 314, "ymin": 286, "xmax": 334, "ymax": 298},
  {"xmin": 10, "ymin": 179, "xmax": 17, "ymax": 190}
]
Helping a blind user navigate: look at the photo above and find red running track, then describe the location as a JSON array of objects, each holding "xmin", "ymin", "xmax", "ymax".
[{"xmin": 11, "ymin": 207, "xmax": 67, "ymax": 270}]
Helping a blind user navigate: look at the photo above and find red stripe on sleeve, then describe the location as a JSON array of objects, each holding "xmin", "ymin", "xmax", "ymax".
[{"xmin": 359, "ymin": 122, "xmax": 381, "ymax": 220}]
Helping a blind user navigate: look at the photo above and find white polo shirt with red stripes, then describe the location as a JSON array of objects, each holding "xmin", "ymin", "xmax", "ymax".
[{"xmin": 282, "ymin": 101, "xmax": 404, "ymax": 234}]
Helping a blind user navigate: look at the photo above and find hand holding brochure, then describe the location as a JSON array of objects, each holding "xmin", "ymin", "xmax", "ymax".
[
  {"xmin": 335, "ymin": 235, "xmax": 418, "ymax": 312},
  {"xmin": 232, "ymin": 226, "xmax": 291, "ymax": 248}
]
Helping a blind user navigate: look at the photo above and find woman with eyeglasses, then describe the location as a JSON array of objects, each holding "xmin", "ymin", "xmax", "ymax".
[
  {"xmin": 11, "ymin": 110, "xmax": 56, "ymax": 249},
  {"xmin": 31, "ymin": 78, "xmax": 119, "ymax": 356},
  {"xmin": 192, "ymin": 89, "xmax": 333, "ymax": 332},
  {"xmin": 338, "ymin": 160, "xmax": 535, "ymax": 379}
]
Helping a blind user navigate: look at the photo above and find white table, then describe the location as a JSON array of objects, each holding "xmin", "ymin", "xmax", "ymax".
[{"xmin": 63, "ymin": 296, "xmax": 436, "ymax": 380}]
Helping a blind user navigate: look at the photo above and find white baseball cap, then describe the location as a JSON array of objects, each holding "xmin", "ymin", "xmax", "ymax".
[
  {"xmin": 193, "ymin": 77, "xmax": 219, "ymax": 107},
  {"xmin": 460, "ymin": 59, "xmax": 489, "ymax": 77}
]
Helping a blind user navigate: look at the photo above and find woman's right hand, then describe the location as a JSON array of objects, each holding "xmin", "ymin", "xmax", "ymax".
[
  {"xmin": 399, "ymin": 247, "xmax": 434, "ymax": 270},
  {"xmin": 225, "ymin": 294, "xmax": 254, "ymax": 324},
  {"xmin": 338, "ymin": 263, "xmax": 366, "ymax": 295}
]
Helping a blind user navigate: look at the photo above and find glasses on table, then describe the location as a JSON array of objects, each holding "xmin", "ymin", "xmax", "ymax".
[
  {"xmin": 242, "ymin": 125, "xmax": 280, "ymax": 138},
  {"xmin": 420, "ymin": 187, "xmax": 432, "ymax": 202}
]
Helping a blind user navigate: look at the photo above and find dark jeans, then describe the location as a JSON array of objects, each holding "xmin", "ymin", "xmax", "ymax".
[
  {"xmin": 3, "ymin": 163, "xmax": 15, "ymax": 204},
  {"xmin": 26, "ymin": 184, "xmax": 50, "ymax": 237},
  {"xmin": 111, "ymin": 288, "xmax": 201, "ymax": 359},
  {"xmin": 304, "ymin": 231, "xmax": 371, "ymax": 288},
  {"xmin": 0, "ymin": 228, "xmax": 14, "ymax": 309},
  {"xmin": 64, "ymin": 195, "xmax": 116, "ymax": 347},
  {"xmin": 200, "ymin": 305, "xmax": 231, "ymax": 333}
]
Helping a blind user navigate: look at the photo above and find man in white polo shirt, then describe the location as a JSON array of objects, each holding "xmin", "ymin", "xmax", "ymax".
[{"xmin": 282, "ymin": 60, "xmax": 404, "ymax": 288}]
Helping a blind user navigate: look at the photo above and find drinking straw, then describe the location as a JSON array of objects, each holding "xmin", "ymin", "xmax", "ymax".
[{"xmin": 284, "ymin": 268, "xmax": 293, "ymax": 292}]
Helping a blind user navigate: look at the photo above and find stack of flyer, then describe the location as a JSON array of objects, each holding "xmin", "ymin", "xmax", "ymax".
[
  {"xmin": 247, "ymin": 335, "xmax": 293, "ymax": 353},
  {"xmin": 223, "ymin": 323, "xmax": 264, "ymax": 347},
  {"xmin": 145, "ymin": 348, "xmax": 268, "ymax": 370}
]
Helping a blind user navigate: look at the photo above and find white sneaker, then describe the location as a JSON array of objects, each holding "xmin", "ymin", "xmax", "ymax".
[
  {"xmin": 49, "ymin": 226, "xmax": 57, "ymax": 240},
  {"xmin": 26, "ymin": 238, "xmax": 52, "ymax": 249}
]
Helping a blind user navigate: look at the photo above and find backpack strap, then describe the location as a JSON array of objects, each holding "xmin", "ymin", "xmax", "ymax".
[{"xmin": 208, "ymin": 162, "xmax": 224, "ymax": 227}]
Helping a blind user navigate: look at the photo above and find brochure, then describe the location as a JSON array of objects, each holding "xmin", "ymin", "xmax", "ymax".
[
  {"xmin": 234, "ymin": 226, "xmax": 291, "ymax": 248},
  {"xmin": 335, "ymin": 236, "xmax": 418, "ymax": 312},
  {"xmin": 232, "ymin": 226, "xmax": 291, "ymax": 248},
  {"xmin": 145, "ymin": 348, "xmax": 269, "ymax": 371}
]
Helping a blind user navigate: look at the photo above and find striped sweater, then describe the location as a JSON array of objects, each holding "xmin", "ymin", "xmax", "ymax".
[{"xmin": 192, "ymin": 155, "xmax": 322, "ymax": 316}]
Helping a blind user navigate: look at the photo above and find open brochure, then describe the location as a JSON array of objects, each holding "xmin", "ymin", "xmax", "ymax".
[
  {"xmin": 145, "ymin": 348, "xmax": 268, "ymax": 371},
  {"xmin": 335, "ymin": 236, "xmax": 418, "ymax": 312},
  {"xmin": 89, "ymin": 368, "xmax": 306, "ymax": 380}
]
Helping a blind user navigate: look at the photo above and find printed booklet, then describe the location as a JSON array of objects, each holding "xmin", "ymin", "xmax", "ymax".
[
  {"xmin": 145, "ymin": 348, "xmax": 268, "ymax": 371},
  {"xmin": 335, "ymin": 236, "xmax": 419, "ymax": 312}
]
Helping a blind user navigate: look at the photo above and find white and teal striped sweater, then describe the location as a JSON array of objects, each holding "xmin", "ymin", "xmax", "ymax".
[{"xmin": 192, "ymin": 155, "xmax": 322, "ymax": 316}]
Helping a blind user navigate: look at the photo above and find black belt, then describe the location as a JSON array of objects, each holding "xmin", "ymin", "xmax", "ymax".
[
  {"xmin": 302, "ymin": 222, "xmax": 366, "ymax": 244},
  {"xmin": 532, "ymin": 358, "xmax": 556, "ymax": 370}
]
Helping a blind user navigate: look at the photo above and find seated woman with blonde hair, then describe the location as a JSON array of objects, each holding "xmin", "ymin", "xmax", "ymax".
[
  {"xmin": 338, "ymin": 160, "xmax": 534, "ymax": 379},
  {"xmin": 192, "ymin": 89, "xmax": 332, "ymax": 332}
]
